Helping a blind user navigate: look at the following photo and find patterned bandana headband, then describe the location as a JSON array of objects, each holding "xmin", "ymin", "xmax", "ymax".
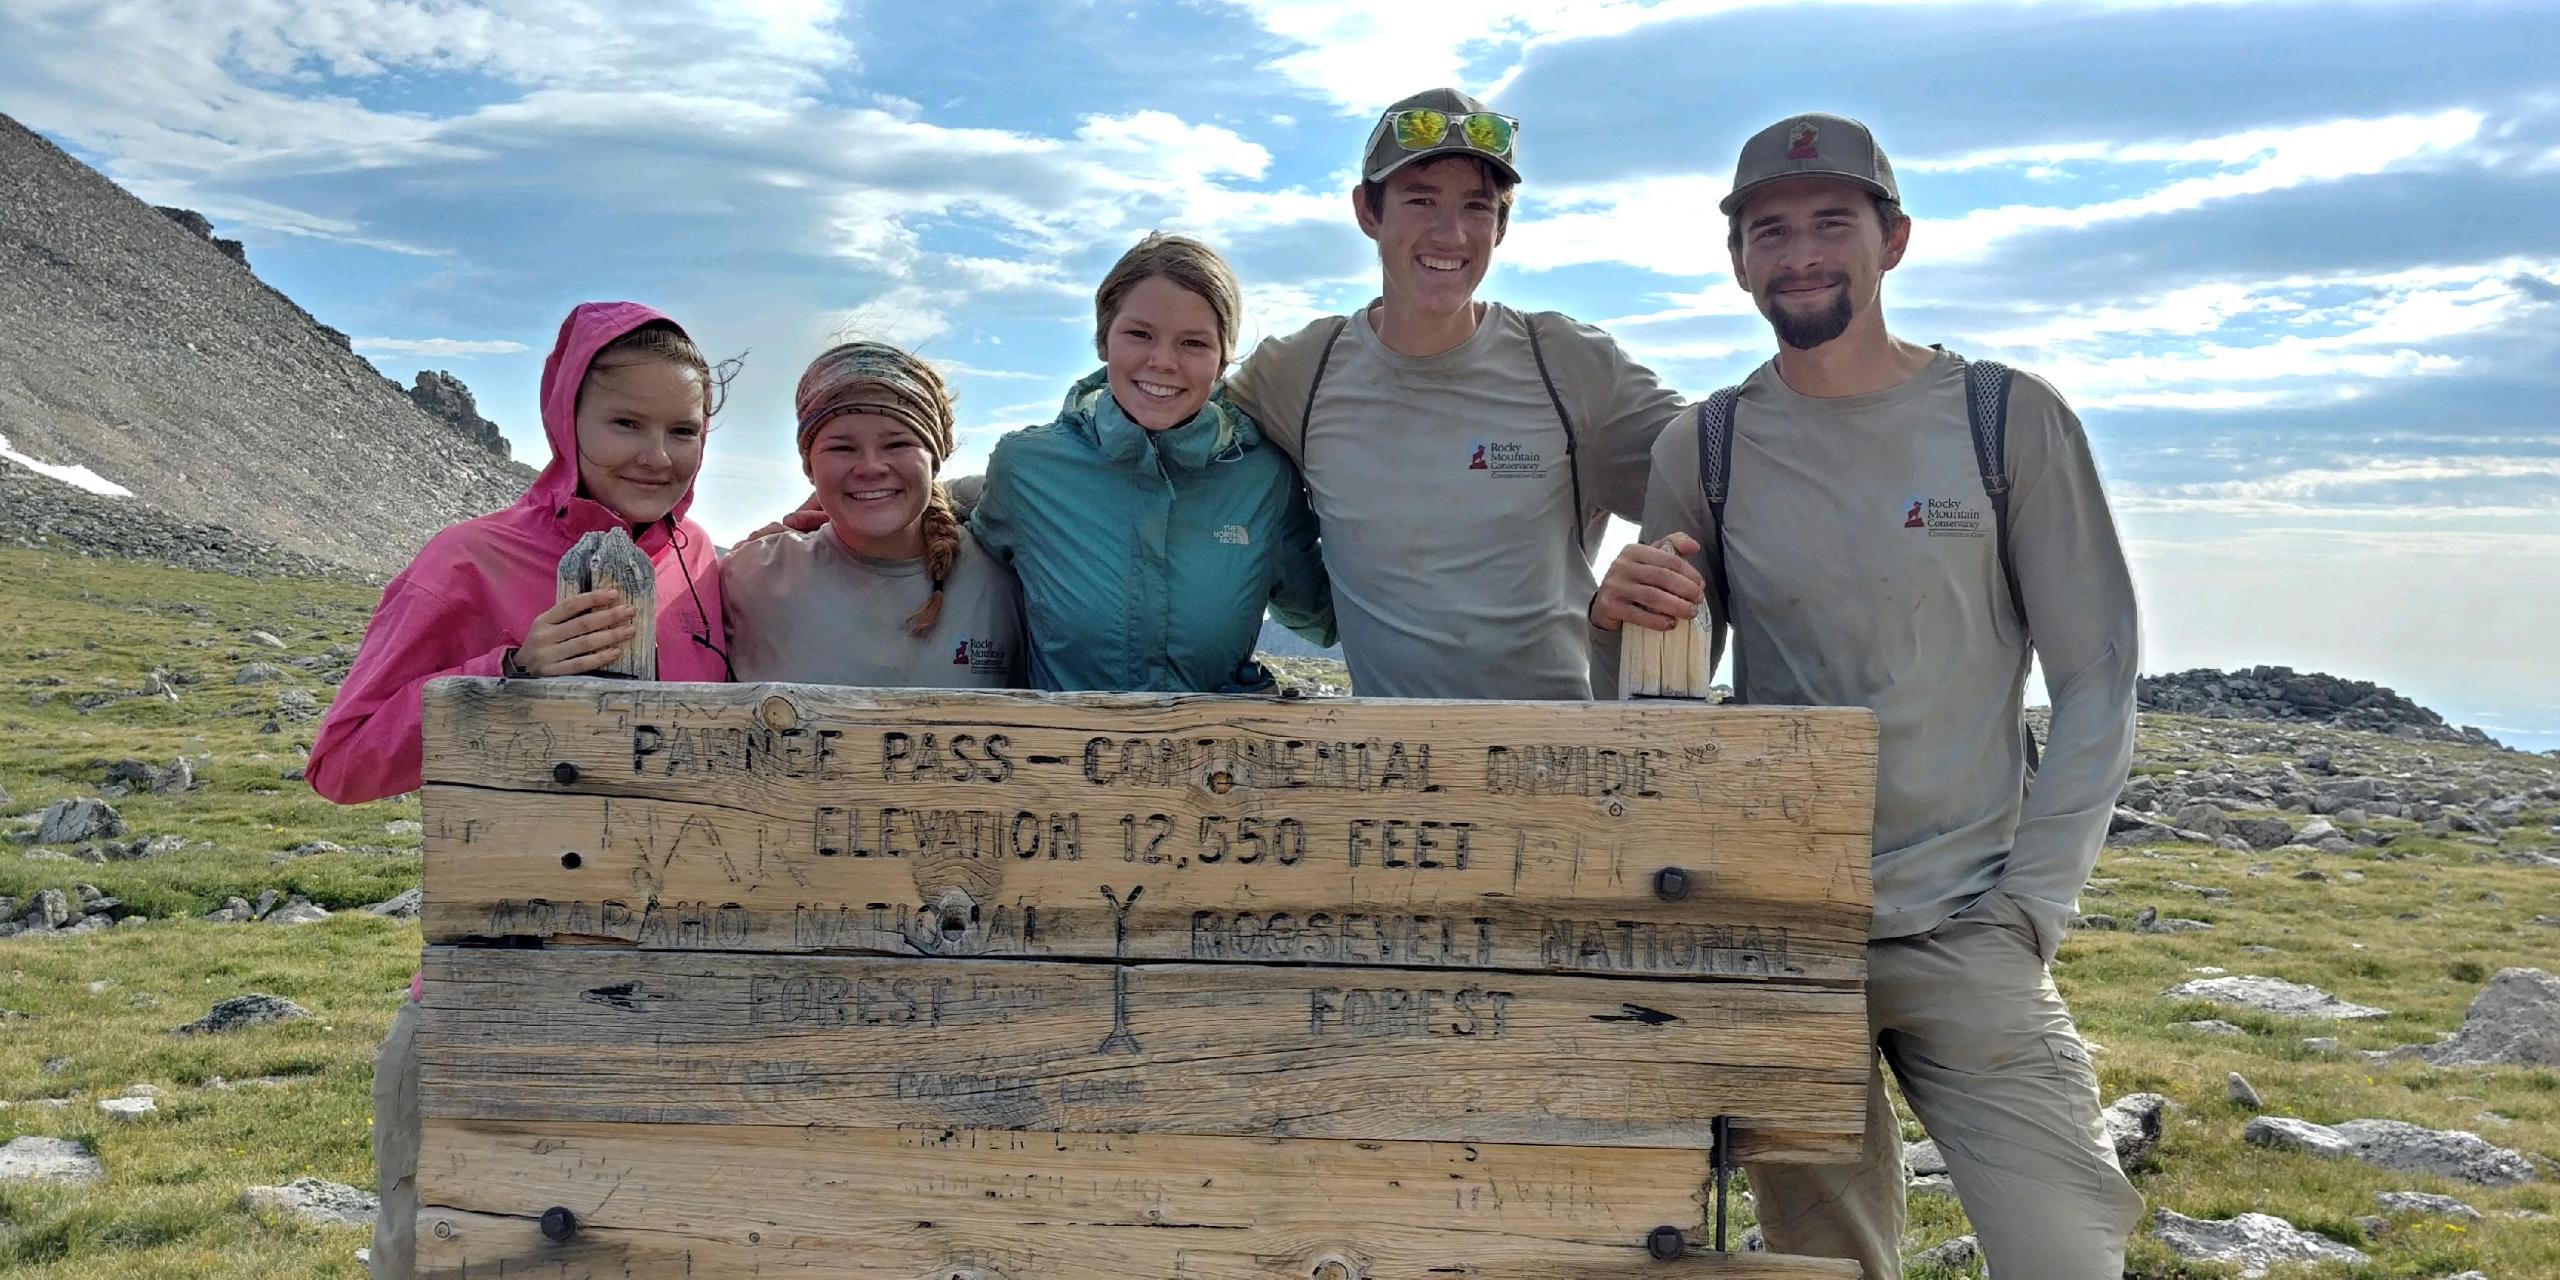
[{"xmin": 793, "ymin": 342, "xmax": 955, "ymax": 464}]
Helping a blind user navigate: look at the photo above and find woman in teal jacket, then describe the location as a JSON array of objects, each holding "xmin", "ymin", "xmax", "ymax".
[{"xmin": 971, "ymin": 233, "xmax": 1333, "ymax": 692}]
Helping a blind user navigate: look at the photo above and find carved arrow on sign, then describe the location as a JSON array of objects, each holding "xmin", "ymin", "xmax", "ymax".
[{"xmin": 1590, "ymin": 1003, "xmax": 1679, "ymax": 1026}]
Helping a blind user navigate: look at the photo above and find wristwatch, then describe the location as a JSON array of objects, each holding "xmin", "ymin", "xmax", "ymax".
[{"xmin": 501, "ymin": 647, "xmax": 536, "ymax": 680}]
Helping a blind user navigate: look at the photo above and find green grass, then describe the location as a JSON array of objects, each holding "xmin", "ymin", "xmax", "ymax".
[{"xmin": 2, "ymin": 544, "xmax": 2555, "ymax": 1277}]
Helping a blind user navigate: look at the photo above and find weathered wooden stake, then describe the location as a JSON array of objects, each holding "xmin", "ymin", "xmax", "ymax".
[
  {"xmin": 556, "ymin": 528, "xmax": 657, "ymax": 679},
  {"xmin": 1621, "ymin": 612, "xmax": 1712, "ymax": 700}
]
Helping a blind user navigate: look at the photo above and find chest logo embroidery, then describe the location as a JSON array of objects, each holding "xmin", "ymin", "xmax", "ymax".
[
  {"xmin": 1905, "ymin": 494, "xmax": 1988, "ymax": 539},
  {"xmin": 1213, "ymin": 524, "xmax": 1251, "ymax": 546},
  {"xmin": 1467, "ymin": 440, "xmax": 1545, "ymax": 478},
  {"xmin": 950, "ymin": 637, "xmax": 1009, "ymax": 675}
]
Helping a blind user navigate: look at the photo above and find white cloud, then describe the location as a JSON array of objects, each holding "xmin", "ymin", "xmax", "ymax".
[
  {"xmin": 353, "ymin": 337, "xmax": 530, "ymax": 357},
  {"xmin": 2116, "ymin": 454, "xmax": 2560, "ymax": 519}
]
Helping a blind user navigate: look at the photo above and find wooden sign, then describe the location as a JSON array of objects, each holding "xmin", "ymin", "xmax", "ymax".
[{"xmin": 413, "ymin": 679, "xmax": 1878, "ymax": 1278}]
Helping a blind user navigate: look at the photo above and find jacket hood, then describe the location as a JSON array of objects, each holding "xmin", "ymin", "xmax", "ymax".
[
  {"xmin": 529, "ymin": 301, "xmax": 704, "ymax": 530},
  {"xmin": 1057, "ymin": 367, "xmax": 1259, "ymax": 472}
]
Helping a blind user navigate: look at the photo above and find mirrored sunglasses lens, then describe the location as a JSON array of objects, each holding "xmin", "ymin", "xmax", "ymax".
[
  {"xmin": 1394, "ymin": 110, "xmax": 1450, "ymax": 150},
  {"xmin": 1460, "ymin": 114, "xmax": 1513, "ymax": 156}
]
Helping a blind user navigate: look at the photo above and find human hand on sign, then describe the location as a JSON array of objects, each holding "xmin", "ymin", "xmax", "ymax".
[
  {"xmin": 1589, "ymin": 533, "xmax": 1705, "ymax": 632},
  {"xmin": 512, "ymin": 588, "xmax": 637, "ymax": 676}
]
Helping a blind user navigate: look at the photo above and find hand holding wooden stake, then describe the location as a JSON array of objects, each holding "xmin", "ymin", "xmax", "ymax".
[
  {"xmin": 1596, "ymin": 534, "xmax": 1710, "ymax": 699},
  {"xmin": 550, "ymin": 528, "xmax": 658, "ymax": 679}
]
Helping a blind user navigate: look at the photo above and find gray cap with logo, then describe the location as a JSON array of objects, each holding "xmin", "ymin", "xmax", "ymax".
[
  {"xmin": 1720, "ymin": 113, "xmax": 1898, "ymax": 216},
  {"xmin": 1362, "ymin": 87, "xmax": 1522, "ymax": 184}
]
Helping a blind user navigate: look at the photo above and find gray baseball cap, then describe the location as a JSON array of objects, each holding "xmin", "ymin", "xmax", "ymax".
[
  {"xmin": 1362, "ymin": 87, "xmax": 1521, "ymax": 184},
  {"xmin": 1720, "ymin": 113, "xmax": 1897, "ymax": 216}
]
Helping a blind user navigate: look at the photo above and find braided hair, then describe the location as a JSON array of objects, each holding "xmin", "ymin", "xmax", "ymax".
[{"xmin": 794, "ymin": 342, "xmax": 961, "ymax": 636}]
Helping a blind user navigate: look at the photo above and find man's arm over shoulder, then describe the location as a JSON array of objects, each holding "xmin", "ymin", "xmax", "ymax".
[
  {"xmin": 1225, "ymin": 315, "xmax": 1351, "ymax": 465},
  {"xmin": 1994, "ymin": 370, "xmax": 2141, "ymax": 959},
  {"xmin": 1530, "ymin": 311, "xmax": 1685, "ymax": 523}
]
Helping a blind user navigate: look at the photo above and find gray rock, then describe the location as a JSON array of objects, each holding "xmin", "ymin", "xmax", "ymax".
[
  {"xmin": 2104, "ymin": 1092, "xmax": 2169, "ymax": 1170},
  {"xmin": 1904, "ymin": 1139, "xmax": 1947, "ymax": 1177},
  {"xmin": 383, "ymin": 819, "xmax": 423, "ymax": 838},
  {"xmin": 204, "ymin": 896, "xmax": 254, "ymax": 923},
  {"xmin": 362, "ymin": 888, "xmax": 423, "ymax": 919},
  {"xmin": 2172, "ymin": 803, "xmax": 2229, "ymax": 838},
  {"xmin": 2232, "ymin": 816, "xmax": 2297, "ymax": 849},
  {"xmin": 2374, "ymin": 1190, "xmax": 2481, "ymax": 1221},
  {"xmin": 2302, "ymin": 1036, "xmax": 2341, "ymax": 1053},
  {"xmin": 2301, "ymin": 747, "xmax": 2335, "ymax": 774},
  {"xmin": 2150, "ymin": 1209, "xmax": 2368, "ymax": 1277},
  {"xmin": 2412, "ymin": 968, "xmax": 2560, "ymax": 1068},
  {"xmin": 2295, "ymin": 817, "xmax": 2342, "ymax": 844},
  {"xmin": 0, "ymin": 1135, "xmax": 102, "ymax": 1186},
  {"xmin": 20, "ymin": 887, "xmax": 73, "ymax": 930},
  {"xmin": 248, "ymin": 630, "xmax": 288, "ymax": 650},
  {"xmin": 2246, "ymin": 1115, "xmax": 2355, "ymax": 1158},
  {"xmin": 34, "ymin": 797, "xmax": 123, "ymax": 844},
  {"xmin": 284, "ymin": 840, "xmax": 345, "ymax": 857},
  {"xmin": 263, "ymin": 896, "xmax": 330, "ymax": 925},
  {"xmin": 2071, "ymin": 912, "xmax": 2119, "ymax": 930},
  {"xmin": 273, "ymin": 687, "xmax": 320, "ymax": 720},
  {"xmin": 253, "ymin": 888, "xmax": 282, "ymax": 919},
  {"xmin": 172, "ymin": 993, "xmax": 310, "ymax": 1036},
  {"xmin": 1907, "ymin": 1234, "xmax": 1978, "ymax": 1271},
  {"xmin": 233, "ymin": 662, "xmax": 288, "ymax": 685},
  {"xmin": 97, "ymin": 1095, "xmax": 156, "ymax": 1122},
  {"xmin": 2332, "ymin": 1119, "xmax": 2538, "ymax": 1186},
  {"xmin": 2227, "ymin": 1072, "xmax": 2262, "ymax": 1108},
  {"xmin": 2165, "ymin": 974, "xmax": 2388, "ymax": 1020},
  {"xmin": 2174, "ymin": 1018, "xmax": 2247, "ymax": 1036},
  {"xmin": 241, "ymin": 1177, "xmax": 377, "ymax": 1229}
]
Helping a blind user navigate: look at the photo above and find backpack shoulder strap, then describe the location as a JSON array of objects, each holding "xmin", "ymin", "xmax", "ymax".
[
  {"xmin": 1962, "ymin": 356, "xmax": 2041, "ymax": 772},
  {"xmin": 1696, "ymin": 385, "xmax": 1744, "ymax": 636},
  {"xmin": 1522, "ymin": 314, "xmax": 1588, "ymax": 556},
  {"xmin": 1963, "ymin": 358, "xmax": 2025, "ymax": 637},
  {"xmin": 1296, "ymin": 315, "xmax": 1354, "ymax": 465}
]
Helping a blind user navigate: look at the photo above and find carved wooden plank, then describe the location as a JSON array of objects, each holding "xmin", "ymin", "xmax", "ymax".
[
  {"xmin": 417, "ymin": 680, "xmax": 1877, "ymax": 985},
  {"xmin": 416, "ymin": 947, "xmax": 1868, "ymax": 1156},
  {"xmin": 414, "ymin": 1120, "xmax": 1862, "ymax": 1279},
  {"xmin": 419, "ymin": 788, "xmax": 1870, "ymax": 984}
]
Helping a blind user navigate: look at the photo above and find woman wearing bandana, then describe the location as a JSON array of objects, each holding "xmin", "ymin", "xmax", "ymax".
[{"xmin": 720, "ymin": 342, "xmax": 1025, "ymax": 686}]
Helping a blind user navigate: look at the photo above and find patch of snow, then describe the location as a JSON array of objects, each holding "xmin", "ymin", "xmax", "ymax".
[{"xmin": 0, "ymin": 431, "xmax": 130, "ymax": 497}]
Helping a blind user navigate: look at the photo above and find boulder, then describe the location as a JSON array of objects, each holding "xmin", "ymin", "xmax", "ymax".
[
  {"xmin": 2164, "ymin": 974, "xmax": 2388, "ymax": 1020},
  {"xmin": 362, "ymin": 888, "xmax": 423, "ymax": 919},
  {"xmin": 2104, "ymin": 1092, "xmax": 2169, "ymax": 1170},
  {"xmin": 2332, "ymin": 1119, "xmax": 2538, "ymax": 1187},
  {"xmin": 2412, "ymin": 968, "xmax": 2560, "ymax": 1068},
  {"xmin": 2226, "ymin": 1072, "xmax": 2262, "ymax": 1108},
  {"xmin": 2231, "ymin": 816, "xmax": 2297, "ymax": 849},
  {"xmin": 1906, "ymin": 1234, "xmax": 1978, "ymax": 1271},
  {"xmin": 2374, "ymin": 1190, "xmax": 2481, "ymax": 1221},
  {"xmin": 2150, "ymin": 1209, "xmax": 2368, "ymax": 1277},
  {"xmin": 2246, "ymin": 1115, "xmax": 2354, "ymax": 1159},
  {"xmin": 172, "ymin": 993, "xmax": 310, "ymax": 1036},
  {"xmin": 241, "ymin": 1177, "xmax": 378, "ymax": 1229},
  {"xmin": 263, "ymin": 896, "xmax": 331, "ymax": 925},
  {"xmin": 0, "ymin": 1135, "xmax": 102, "ymax": 1186},
  {"xmin": 34, "ymin": 798, "xmax": 123, "ymax": 844}
]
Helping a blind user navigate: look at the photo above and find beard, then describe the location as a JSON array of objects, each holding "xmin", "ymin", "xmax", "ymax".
[{"xmin": 1759, "ymin": 274, "xmax": 1855, "ymax": 350}]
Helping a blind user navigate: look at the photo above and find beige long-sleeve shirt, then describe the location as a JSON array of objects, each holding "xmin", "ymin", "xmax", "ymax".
[
  {"xmin": 1618, "ymin": 350, "xmax": 2139, "ymax": 957},
  {"xmin": 1226, "ymin": 302, "xmax": 1681, "ymax": 700}
]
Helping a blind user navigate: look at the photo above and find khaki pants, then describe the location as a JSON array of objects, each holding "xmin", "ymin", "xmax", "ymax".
[
  {"xmin": 1745, "ymin": 891, "xmax": 2144, "ymax": 1278},
  {"xmin": 371, "ymin": 999, "xmax": 420, "ymax": 1280}
]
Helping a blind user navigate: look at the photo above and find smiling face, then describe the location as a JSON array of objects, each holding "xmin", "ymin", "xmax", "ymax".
[
  {"xmin": 571, "ymin": 358, "xmax": 707, "ymax": 525},
  {"xmin": 1103, "ymin": 274, "xmax": 1224, "ymax": 431},
  {"xmin": 1729, "ymin": 177, "xmax": 1909, "ymax": 351},
  {"xmin": 1356, "ymin": 155, "xmax": 1507, "ymax": 323},
  {"xmin": 804, "ymin": 410, "xmax": 935, "ymax": 561}
]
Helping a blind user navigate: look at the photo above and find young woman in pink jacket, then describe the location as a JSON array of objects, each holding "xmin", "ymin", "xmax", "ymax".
[
  {"xmin": 306, "ymin": 300, "xmax": 734, "ymax": 804},
  {"xmin": 307, "ymin": 301, "xmax": 734, "ymax": 1280}
]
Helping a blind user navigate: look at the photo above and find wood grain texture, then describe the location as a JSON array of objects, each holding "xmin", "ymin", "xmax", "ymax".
[
  {"xmin": 417, "ymin": 947, "xmax": 1868, "ymax": 1156},
  {"xmin": 417, "ymin": 679, "xmax": 1877, "ymax": 986},
  {"xmin": 414, "ymin": 1120, "xmax": 1862, "ymax": 1279}
]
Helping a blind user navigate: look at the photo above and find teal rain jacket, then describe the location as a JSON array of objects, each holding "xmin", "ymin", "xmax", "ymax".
[{"xmin": 971, "ymin": 368, "xmax": 1334, "ymax": 692}]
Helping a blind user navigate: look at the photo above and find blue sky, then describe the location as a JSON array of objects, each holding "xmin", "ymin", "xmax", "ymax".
[{"xmin": 3, "ymin": 0, "xmax": 2554, "ymax": 746}]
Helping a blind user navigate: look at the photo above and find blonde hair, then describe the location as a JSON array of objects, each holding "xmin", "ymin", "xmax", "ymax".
[
  {"xmin": 793, "ymin": 341, "xmax": 962, "ymax": 636},
  {"xmin": 580, "ymin": 321, "xmax": 737, "ymax": 419},
  {"xmin": 1093, "ymin": 232, "xmax": 1245, "ymax": 363}
]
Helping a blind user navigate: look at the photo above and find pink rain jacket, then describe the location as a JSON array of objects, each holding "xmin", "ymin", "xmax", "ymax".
[{"xmin": 308, "ymin": 302, "xmax": 728, "ymax": 804}]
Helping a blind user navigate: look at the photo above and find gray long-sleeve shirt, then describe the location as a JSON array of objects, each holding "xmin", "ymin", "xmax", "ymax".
[
  {"xmin": 1227, "ymin": 302, "xmax": 1681, "ymax": 700},
  {"xmin": 1618, "ymin": 351, "xmax": 2139, "ymax": 956}
]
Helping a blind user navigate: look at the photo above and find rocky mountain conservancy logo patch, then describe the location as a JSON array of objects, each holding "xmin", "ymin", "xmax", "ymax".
[
  {"xmin": 1904, "ymin": 495, "xmax": 1987, "ymax": 539},
  {"xmin": 1468, "ymin": 439, "xmax": 1545, "ymax": 479},
  {"xmin": 949, "ymin": 637, "xmax": 1010, "ymax": 675}
]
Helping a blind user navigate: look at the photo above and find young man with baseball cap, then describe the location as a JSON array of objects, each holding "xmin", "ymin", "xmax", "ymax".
[
  {"xmin": 1591, "ymin": 113, "xmax": 2145, "ymax": 1276},
  {"xmin": 1223, "ymin": 88, "xmax": 1682, "ymax": 700}
]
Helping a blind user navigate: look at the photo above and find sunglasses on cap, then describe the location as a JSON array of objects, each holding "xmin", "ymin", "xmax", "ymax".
[{"xmin": 1378, "ymin": 109, "xmax": 1518, "ymax": 162}]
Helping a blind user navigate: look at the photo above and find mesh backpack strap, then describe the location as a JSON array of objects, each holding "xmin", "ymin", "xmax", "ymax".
[
  {"xmin": 1296, "ymin": 315, "xmax": 1354, "ymax": 466},
  {"xmin": 1696, "ymin": 386, "xmax": 1744, "ymax": 638},
  {"xmin": 1964, "ymin": 356, "xmax": 2040, "ymax": 772},
  {"xmin": 1522, "ymin": 315, "xmax": 1588, "ymax": 557}
]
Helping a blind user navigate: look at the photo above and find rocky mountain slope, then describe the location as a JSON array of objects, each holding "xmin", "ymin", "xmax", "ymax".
[{"xmin": 0, "ymin": 113, "xmax": 530, "ymax": 576}]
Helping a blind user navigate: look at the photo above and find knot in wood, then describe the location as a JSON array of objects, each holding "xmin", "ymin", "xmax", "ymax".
[
  {"xmin": 758, "ymin": 694, "xmax": 801, "ymax": 731},
  {"xmin": 1205, "ymin": 768, "xmax": 1235, "ymax": 795},
  {"xmin": 1310, "ymin": 1257, "xmax": 1357, "ymax": 1280}
]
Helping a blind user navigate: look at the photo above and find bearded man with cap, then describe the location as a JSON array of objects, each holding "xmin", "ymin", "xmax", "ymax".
[
  {"xmin": 1223, "ymin": 88, "xmax": 1682, "ymax": 700},
  {"xmin": 1590, "ymin": 113, "xmax": 2146, "ymax": 1276}
]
